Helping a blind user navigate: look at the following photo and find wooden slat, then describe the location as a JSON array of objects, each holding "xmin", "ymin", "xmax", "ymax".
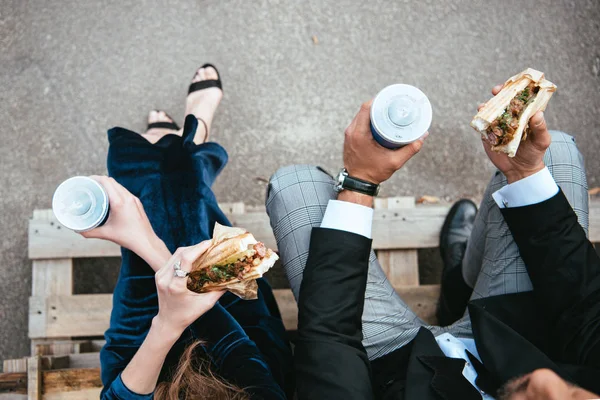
[
  {"xmin": 63, "ymin": 354, "xmax": 100, "ymax": 370},
  {"xmin": 375, "ymin": 197, "xmax": 419, "ymax": 286},
  {"xmin": 31, "ymin": 260, "xmax": 73, "ymax": 297},
  {"xmin": 28, "ymin": 199, "xmax": 600, "ymax": 259},
  {"xmin": 43, "ymin": 388, "xmax": 101, "ymax": 400},
  {"xmin": 30, "ymin": 259, "xmax": 74, "ymax": 346},
  {"xmin": 28, "ymin": 296, "xmax": 49, "ymax": 341},
  {"xmin": 26, "ymin": 358, "xmax": 40, "ymax": 400},
  {"xmin": 29, "ymin": 296, "xmax": 112, "ymax": 339},
  {"xmin": 32, "ymin": 341, "xmax": 93, "ymax": 357},
  {"xmin": 0, "ymin": 369, "xmax": 102, "ymax": 400},
  {"xmin": 41, "ymin": 354, "xmax": 99, "ymax": 370},
  {"xmin": 589, "ymin": 198, "xmax": 600, "ymax": 240},
  {"xmin": 2, "ymin": 359, "xmax": 26, "ymax": 374},
  {"xmin": 28, "ymin": 206, "xmax": 452, "ymax": 259},
  {"xmin": 399, "ymin": 285, "xmax": 439, "ymax": 325},
  {"xmin": 272, "ymin": 289, "xmax": 298, "ymax": 330},
  {"xmin": 28, "ymin": 286, "xmax": 439, "ymax": 337},
  {"xmin": 3, "ymin": 354, "xmax": 100, "ymax": 375},
  {"xmin": 43, "ymin": 368, "xmax": 101, "ymax": 394},
  {"xmin": 220, "ymin": 202, "xmax": 245, "ymax": 214},
  {"xmin": 0, "ymin": 372, "xmax": 26, "ymax": 394},
  {"xmin": 0, "ymin": 394, "xmax": 27, "ymax": 399}
]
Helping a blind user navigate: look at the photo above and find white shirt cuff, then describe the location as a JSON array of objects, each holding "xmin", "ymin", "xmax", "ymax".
[
  {"xmin": 320, "ymin": 200, "xmax": 374, "ymax": 239},
  {"xmin": 492, "ymin": 167, "xmax": 559, "ymax": 209}
]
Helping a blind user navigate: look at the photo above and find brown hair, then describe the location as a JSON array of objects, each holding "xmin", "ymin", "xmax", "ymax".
[{"xmin": 155, "ymin": 341, "xmax": 250, "ymax": 400}]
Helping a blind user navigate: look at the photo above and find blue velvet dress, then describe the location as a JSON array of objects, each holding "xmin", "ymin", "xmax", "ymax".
[{"xmin": 100, "ymin": 115, "xmax": 294, "ymax": 399}]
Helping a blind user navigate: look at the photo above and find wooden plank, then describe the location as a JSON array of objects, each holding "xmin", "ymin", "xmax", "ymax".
[
  {"xmin": 375, "ymin": 197, "xmax": 419, "ymax": 286},
  {"xmin": 64, "ymin": 354, "xmax": 100, "ymax": 370},
  {"xmin": 0, "ymin": 394, "xmax": 27, "ymax": 400},
  {"xmin": 43, "ymin": 368, "xmax": 101, "ymax": 394},
  {"xmin": 28, "ymin": 286, "xmax": 439, "ymax": 337},
  {"xmin": 30, "ymin": 259, "xmax": 74, "ymax": 351},
  {"xmin": 2, "ymin": 359, "xmax": 26, "ymax": 374},
  {"xmin": 28, "ymin": 295, "xmax": 49, "ymax": 341},
  {"xmin": 89, "ymin": 341, "xmax": 105, "ymax": 353},
  {"xmin": 29, "ymin": 218, "xmax": 117, "ymax": 259},
  {"xmin": 273, "ymin": 289, "xmax": 298, "ymax": 331},
  {"xmin": 2, "ymin": 354, "xmax": 100, "ymax": 376},
  {"xmin": 273, "ymin": 285, "xmax": 440, "ymax": 328},
  {"xmin": 32, "ymin": 210, "xmax": 54, "ymax": 220},
  {"xmin": 33, "ymin": 354, "xmax": 99, "ymax": 371},
  {"xmin": 41, "ymin": 354, "xmax": 99, "ymax": 371},
  {"xmin": 29, "ymin": 206, "xmax": 451, "ymax": 259},
  {"xmin": 43, "ymin": 388, "xmax": 101, "ymax": 400},
  {"xmin": 589, "ymin": 199, "xmax": 600, "ymax": 241},
  {"xmin": 31, "ymin": 260, "xmax": 73, "ymax": 297},
  {"xmin": 32, "ymin": 341, "xmax": 93, "ymax": 357},
  {"xmin": 26, "ymin": 357, "xmax": 41, "ymax": 400},
  {"xmin": 220, "ymin": 202, "xmax": 245, "ymax": 214},
  {"xmin": 40, "ymin": 357, "xmax": 69, "ymax": 371},
  {"xmin": 0, "ymin": 372, "xmax": 26, "ymax": 394},
  {"xmin": 27, "ymin": 198, "xmax": 600, "ymax": 259},
  {"xmin": 29, "ymin": 296, "xmax": 112, "ymax": 339},
  {"xmin": 399, "ymin": 285, "xmax": 439, "ymax": 325}
]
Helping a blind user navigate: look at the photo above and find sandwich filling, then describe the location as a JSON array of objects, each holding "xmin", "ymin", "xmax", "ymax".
[
  {"xmin": 486, "ymin": 82, "xmax": 539, "ymax": 146},
  {"xmin": 188, "ymin": 242, "xmax": 272, "ymax": 291}
]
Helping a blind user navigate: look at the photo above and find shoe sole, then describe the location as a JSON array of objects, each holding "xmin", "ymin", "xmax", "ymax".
[{"xmin": 439, "ymin": 199, "xmax": 477, "ymax": 262}]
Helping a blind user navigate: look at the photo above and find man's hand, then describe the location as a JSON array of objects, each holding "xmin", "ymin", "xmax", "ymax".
[
  {"xmin": 481, "ymin": 85, "xmax": 551, "ymax": 184},
  {"xmin": 344, "ymin": 100, "xmax": 428, "ymax": 185}
]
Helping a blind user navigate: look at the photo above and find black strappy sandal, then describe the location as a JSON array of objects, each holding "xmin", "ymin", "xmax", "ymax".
[
  {"xmin": 188, "ymin": 63, "xmax": 223, "ymax": 142},
  {"xmin": 146, "ymin": 110, "xmax": 180, "ymax": 131},
  {"xmin": 188, "ymin": 63, "xmax": 223, "ymax": 94}
]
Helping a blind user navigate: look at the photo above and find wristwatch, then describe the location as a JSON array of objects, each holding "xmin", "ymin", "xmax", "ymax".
[{"xmin": 335, "ymin": 168, "xmax": 380, "ymax": 197}]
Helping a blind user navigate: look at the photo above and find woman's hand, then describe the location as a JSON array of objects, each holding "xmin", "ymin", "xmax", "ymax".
[
  {"xmin": 80, "ymin": 176, "xmax": 160, "ymax": 257},
  {"xmin": 154, "ymin": 241, "xmax": 225, "ymax": 335},
  {"xmin": 480, "ymin": 85, "xmax": 551, "ymax": 184}
]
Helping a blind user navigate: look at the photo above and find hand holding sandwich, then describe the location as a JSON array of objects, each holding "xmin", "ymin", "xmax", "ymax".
[
  {"xmin": 480, "ymin": 85, "xmax": 551, "ymax": 184},
  {"xmin": 120, "ymin": 243, "xmax": 223, "ymax": 396},
  {"xmin": 154, "ymin": 243, "xmax": 225, "ymax": 335}
]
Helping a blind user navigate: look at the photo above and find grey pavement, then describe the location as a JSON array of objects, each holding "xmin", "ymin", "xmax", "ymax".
[{"xmin": 1, "ymin": 0, "xmax": 599, "ymax": 364}]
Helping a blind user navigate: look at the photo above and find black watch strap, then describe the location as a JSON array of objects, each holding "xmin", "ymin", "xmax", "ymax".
[{"xmin": 340, "ymin": 173, "xmax": 380, "ymax": 196}]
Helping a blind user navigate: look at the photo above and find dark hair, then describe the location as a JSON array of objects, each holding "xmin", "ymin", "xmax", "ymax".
[{"xmin": 155, "ymin": 341, "xmax": 250, "ymax": 400}]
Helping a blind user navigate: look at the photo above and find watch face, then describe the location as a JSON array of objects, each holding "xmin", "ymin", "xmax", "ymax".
[{"xmin": 335, "ymin": 170, "xmax": 346, "ymax": 193}]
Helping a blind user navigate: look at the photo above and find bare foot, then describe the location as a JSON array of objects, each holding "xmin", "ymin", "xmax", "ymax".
[
  {"xmin": 185, "ymin": 66, "xmax": 223, "ymax": 144},
  {"xmin": 143, "ymin": 110, "xmax": 181, "ymax": 144}
]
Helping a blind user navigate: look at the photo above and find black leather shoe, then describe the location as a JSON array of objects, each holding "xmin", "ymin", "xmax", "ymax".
[{"xmin": 437, "ymin": 199, "xmax": 477, "ymax": 326}]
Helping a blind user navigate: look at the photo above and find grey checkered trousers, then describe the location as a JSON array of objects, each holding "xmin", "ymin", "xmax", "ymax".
[{"xmin": 265, "ymin": 131, "xmax": 588, "ymax": 360}]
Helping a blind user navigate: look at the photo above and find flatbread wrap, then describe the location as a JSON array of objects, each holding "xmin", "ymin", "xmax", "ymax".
[
  {"xmin": 471, "ymin": 68, "xmax": 557, "ymax": 157},
  {"xmin": 187, "ymin": 223, "xmax": 278, "ymax": 300}
]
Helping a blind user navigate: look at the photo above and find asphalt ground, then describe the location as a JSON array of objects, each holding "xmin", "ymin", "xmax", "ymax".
[{"xmin": 1, "ymin": 0, "xmax": 599, "ymax": 364}]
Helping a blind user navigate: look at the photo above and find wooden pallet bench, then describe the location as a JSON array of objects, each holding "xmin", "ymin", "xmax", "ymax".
[
  {"xmin": 3, "ymin": 197, "xmax": 599, "ymax": 399},
  {"xmin": 26, "ymin": 197, "xmax": 451, "ymax": 346},
  {"xmin": 2, "ymin": 350, "xmax": 102, "ymax": 400}
]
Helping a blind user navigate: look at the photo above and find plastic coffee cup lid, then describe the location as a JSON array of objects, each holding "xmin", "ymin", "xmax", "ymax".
[
  {"xmin": 371, "ymin": 84, "xmax": 432, "ymax": 145},
  {"xmin": 52, "ymin": 176, "xmax": 108, "ymax": 232}
]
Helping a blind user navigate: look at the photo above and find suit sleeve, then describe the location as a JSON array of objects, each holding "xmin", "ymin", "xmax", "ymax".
[
  {"xmin": 501, "ymin": 190, "xmax": 600, "ymax": 367},
  {"xmin": 294, "ymin": 228, "xmax": 374, "ymax": 400}
]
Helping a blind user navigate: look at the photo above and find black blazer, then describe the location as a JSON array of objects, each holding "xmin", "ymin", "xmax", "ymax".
[{"xmin": 294, "ymin": 190, "xmax": 600, "ymax": 400}]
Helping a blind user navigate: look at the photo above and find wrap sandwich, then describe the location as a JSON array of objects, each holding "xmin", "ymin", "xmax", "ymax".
[
  {"xmin": 471, "ymin": 68, "xmax": 557, "ymax": 157},
  {"xmin": 187, "ymin": 222, "xmax": 278, "ymax": 300}
]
